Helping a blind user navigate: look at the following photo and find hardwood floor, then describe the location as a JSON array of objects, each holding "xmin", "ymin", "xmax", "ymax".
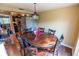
[
  {"xmin": 58, "ymin": 45, "xmax": 72, "ymax": 56},
  {"xmin": 4, "ymin": 33, "xmax": 72, "ymax": 56},
  {"xmin": 4, "ymin": 44, "xmax": 72, "ymax": 56},
  {"xmin": 4, "ymin": 44, "xmax": 21, "ymax": 56}
]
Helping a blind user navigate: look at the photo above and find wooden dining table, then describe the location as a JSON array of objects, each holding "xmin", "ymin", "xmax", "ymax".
[{"xmin": 26, "ymin": 33, "xmax": 57, "ymax": 49}]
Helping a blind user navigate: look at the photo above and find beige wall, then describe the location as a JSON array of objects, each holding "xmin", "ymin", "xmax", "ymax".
[
  {"xmin": 37, "ymin": 4, "xmax": 79, "ymax": 48},
  {"xmin": 73, "ymin": 5, "xmax": 79, "ymax": 55}
]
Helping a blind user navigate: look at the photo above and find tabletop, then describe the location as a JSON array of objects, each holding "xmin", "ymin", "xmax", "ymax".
[{"xmin": 26, "ymin": 33, "xmax": 57, "ymax": 48}]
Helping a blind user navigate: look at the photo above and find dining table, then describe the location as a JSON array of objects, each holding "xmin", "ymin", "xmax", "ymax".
[{"xmin": 26, "ymin": 33, "xmax": 57, "ymax": 49}]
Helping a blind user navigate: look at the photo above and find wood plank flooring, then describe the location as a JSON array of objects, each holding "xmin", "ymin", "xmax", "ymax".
[
  {"xmin": 4, "ymin": 33, "xmax": 72, "ymax": 56},
  {"xmin": 4, "ymin": 44, "xmax": 72, "ymax": 56}
]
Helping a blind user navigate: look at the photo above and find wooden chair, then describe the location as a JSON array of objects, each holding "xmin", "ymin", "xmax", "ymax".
[{"xmin": 48, "ymin": 29, "xmax": 56, "ymax": 35}]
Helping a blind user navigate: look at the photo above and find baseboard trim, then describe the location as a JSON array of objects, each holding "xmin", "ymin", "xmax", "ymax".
[{"xmin": 61, "ymin": 43, "xmax": 73, "ymax": 49}]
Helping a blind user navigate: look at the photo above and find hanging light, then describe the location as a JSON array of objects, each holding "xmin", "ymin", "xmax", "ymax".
[{"xmin": 32, "ymin": 3, "xmax": 39, "ymax": 20}]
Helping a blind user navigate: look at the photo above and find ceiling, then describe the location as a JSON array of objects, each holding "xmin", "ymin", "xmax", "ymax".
[{"xmin": 0, "ymin": 3, "xmax": 75, "ymax": 14}]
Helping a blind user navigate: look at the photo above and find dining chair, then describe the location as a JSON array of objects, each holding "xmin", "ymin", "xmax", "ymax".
[
  {"xmin": 26, "ymin": 28, "xmax": 34, "ymax": 35},
  {"xmin": 7, "ymin": 28, "xmax": 13, "ymax": 36},
  {"xmin": 21, "ymin": 32, "xmax": 38, "ymax": 56},
  {"xmin": 21, "ymin": 33, "xmax": 36, "ymax": 55},
  {"xmin": 53, "ymin": 34, "xmax": 64, "ymax": 56},
  {"xmin": 26, "ymin": 28, "xmax": 31, "ymax": 31},
  {"xmin": 21, "ymin": 34, "xmax": 32, "ymax": 47},
  {"xmin": 39, "ymin": 28, "xmax": 45, "ymax": 33},
  {"xmin": 16, "ymin": 33, "xmax": 27, "ymax": 56},
  {"xmin": 16, "ymin": 34, "xmax": 29, "ymax": 56},
  {"xmin": 48, "ymin": 29, "xmax": 56, "ymax": 35}
]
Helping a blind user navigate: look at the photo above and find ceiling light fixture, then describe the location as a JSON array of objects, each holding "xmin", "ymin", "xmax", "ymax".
[{"xmin": 32, "ymin": 3, "xmax": 39, "ymax": 20}]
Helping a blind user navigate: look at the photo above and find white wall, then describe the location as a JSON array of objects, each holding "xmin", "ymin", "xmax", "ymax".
[{"xmin": 0, "ymin": 42, "xmax": 7, "ymax": 56}]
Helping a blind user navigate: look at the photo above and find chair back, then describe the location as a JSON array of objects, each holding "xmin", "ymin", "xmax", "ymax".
[
  {"xmin": 39, "ymin": 28, "xmax": 45, "ymax": 33},
  {"xmin": 48, "ymin": 29, "xmax": 56, "ymax": 35},
  {"xmin": 21, "ymin": 34, "xmax": 31, "ymax": 47},
  {"xmin": 16, "ymin": 34, "xmax": 25, "ymax": 48},
  {"xmin": 7, "ymin": 28, "xmax": 13, "ymax": 36},
  {"xmin": 17, "ymin": 32, "xmax": 31, "ymax": 47},
  {"xmin": 25, "ymin": 28, "xmax": 33, "ymax": 34}
]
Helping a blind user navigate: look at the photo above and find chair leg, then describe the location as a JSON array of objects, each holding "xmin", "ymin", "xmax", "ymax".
[
  {"xmin": 53, "ymin": 49, "xmax": 58, "ymax": 56},
  {"xmin": 24, "ymin": 47, "xmax": 28, "ymax": 56},
  {"xmin": 20, "ymin": 49, "xmax": 25, "ymax": 56}
]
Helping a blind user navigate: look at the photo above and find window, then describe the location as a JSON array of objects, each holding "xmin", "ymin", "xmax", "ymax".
[{"xmin": 0, "ymin": 16, "xmax": 10, "ymax": 24}]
